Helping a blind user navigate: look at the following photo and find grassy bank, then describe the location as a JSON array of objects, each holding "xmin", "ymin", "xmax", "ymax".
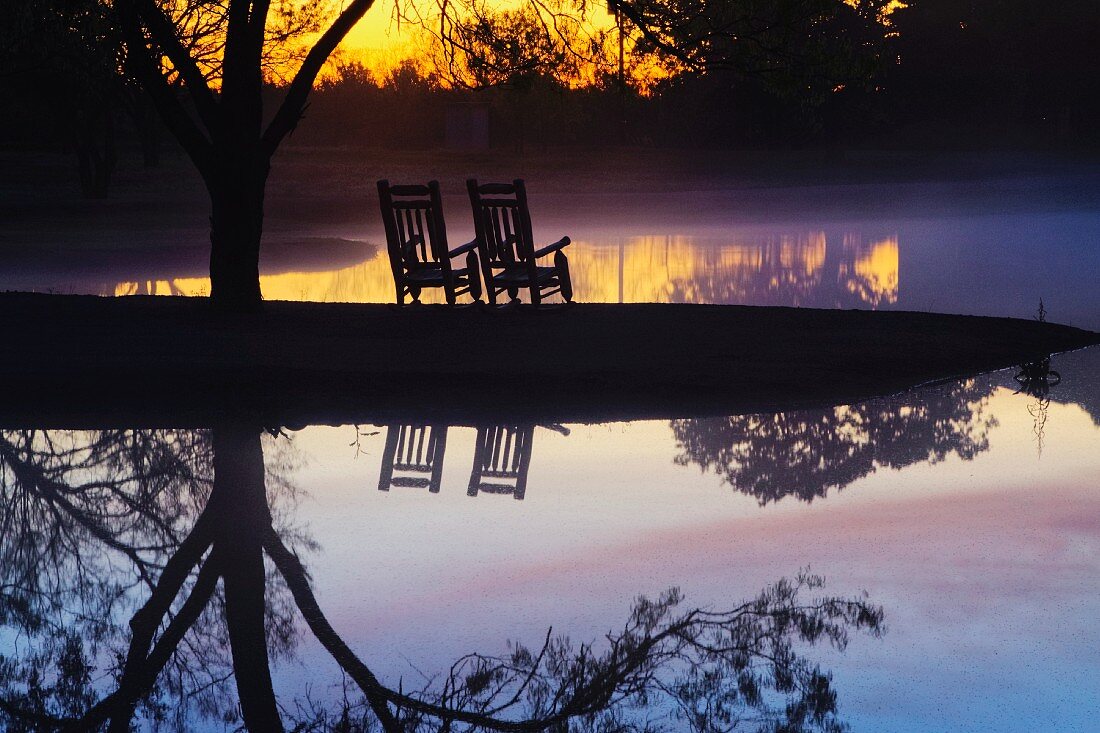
[{"xmin": 1, "ymin": 293, "xmax": 1095, "ymax": 427}]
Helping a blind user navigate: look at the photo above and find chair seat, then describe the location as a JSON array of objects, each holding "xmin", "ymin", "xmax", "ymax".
[
  {"xmin": 391, "ymin": 477, "xmax": 432, "ymax": 488},
  {"xmin": 490, "ymin": 266, "xmax": 556, "ymax": 286},
  {"xmin": 406, "ymin": 266, "xmax": 474, "ymax": 285},
  {"xmin": 477, "ymin": 482, "xmax": 521, "ymax": 494}
]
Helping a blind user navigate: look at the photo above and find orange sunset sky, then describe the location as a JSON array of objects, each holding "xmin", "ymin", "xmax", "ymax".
[{"xmin": 320, "ymin": 0, "xmax": 622, "ymax": 77}]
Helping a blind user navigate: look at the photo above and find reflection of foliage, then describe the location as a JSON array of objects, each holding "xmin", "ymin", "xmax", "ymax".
[
  {"xmin": 663, "ymin": 236, "xmax": 898, "ymax": 309},
  {"xmin": 0, "ymin": 427, "xmax": 882, "ymax": 732},
  {"xmin": 1014, "ymin": 358, "xmax": 1061, "ymax": 459},
  {"xmin": 0, "ymin": 428, "xmax": 308, "ymax": 731},
  {"xmin": 1013, "ymin": 358, "xmax": 1061, "ymax": 400},
  {"xmin": 0, "ymin": 429, "xmax": 213, "ymax": 633},
  {"xmin": 673, "ymin": 381, "xmax": 997, "ymax": 504},
  {"xmin": 276, "ymin": 569, "xmax": 882, "ymax": 733},
  {"xmin": 0, "ymin": 633, "xmax": 97, "ymax": 732}
]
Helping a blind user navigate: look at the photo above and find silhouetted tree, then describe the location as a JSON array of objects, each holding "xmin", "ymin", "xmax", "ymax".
[
  {"xmin": 889, "ymin": 0, "xmax": 1100, "ymax": 145},
  {"xmin": 0, "ymin": 0, "xmax": 124, "ymax": 197},
  {"xmin": 0, "ymin": 427, "xmax": 306, "ymax": 730},
  {"xmin": 97, "ymin": 0, "xmax": 896, "ymax": 306},
  {"xmin": 96, "ymin": 0, "xmax": 366, "ymax": 306},
  {"xmin": 407, "ymin": 0, "xmax": 891, "ymax": 142}
]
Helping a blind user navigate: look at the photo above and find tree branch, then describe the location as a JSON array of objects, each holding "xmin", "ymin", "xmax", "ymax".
[
  {"xmin": 116, "ymin": 3, "xmax": 215, "ymax": 178},
  {"xmin": 69, "ymin": 551, "xmax": 223, "ymax": 733},
  {"xmin": 262, "ymin": 527, "xmax": 401, "ymax": 732},
  {"xmin": 261, "ymin": 0, "xmax": 378, "ymax": 156},
  {"xmin": 121, "ymin": 0, "xmax": 221, "ymax": 132}
]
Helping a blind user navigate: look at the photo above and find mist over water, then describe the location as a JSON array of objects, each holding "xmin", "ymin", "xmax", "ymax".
[{"xmin": 5, "ymin": 195, "xmax": 1098, "ymax": 329}]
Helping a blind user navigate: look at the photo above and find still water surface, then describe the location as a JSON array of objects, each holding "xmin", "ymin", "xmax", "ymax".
[
  {"xmin": 1, "ymin": 349, "xmax": 1097, "ymax": 731},
  {"xmin": 1, "ymin": 201, "xmax": 1098, "ymax": 730},
  {"xmin": 4, "ymin": 209, "xmax": 1100, "ymax": 328}
]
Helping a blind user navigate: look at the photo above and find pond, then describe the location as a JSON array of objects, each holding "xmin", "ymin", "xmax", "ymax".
[
  {"xmin": 0, "ymin": 195, "xmax": 1098, "ymax": 731},
  {"xmin": 1, "ymin": 346, "xmax": 1097, "ymax": 731}
]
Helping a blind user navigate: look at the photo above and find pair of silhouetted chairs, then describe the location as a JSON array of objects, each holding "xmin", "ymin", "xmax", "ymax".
[
  {"xmin": 377, "ymin": 423, "xmax": 568, "ymax": 499},
  {"xmin": 377, "ymin": 179, "xmax": 573, "ymax": 306}
]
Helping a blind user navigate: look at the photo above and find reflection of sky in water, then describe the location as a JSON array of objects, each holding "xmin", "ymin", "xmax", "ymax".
[
  {"xmin": 113, "ymin": 233, "xmax": 901, "ymax": 308},
  {"xmin": 0, "ymin": 351, "xmax": 1097, "ymax": 730},
  {"xmin": 269, "ymin": 350, "xmax": 1100, "ymax": 733}
]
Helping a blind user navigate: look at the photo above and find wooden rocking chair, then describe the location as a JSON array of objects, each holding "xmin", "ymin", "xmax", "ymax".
[
  {"xmin": 378, "ymin": 180, "xmax": 482, "ymax": 305},
  {"xmin": 466, "ymin": 179, "xmax": 573, "ymax": 306},
  {"xmin": 378, "ymin": 424, "xmax": 449, "ymax": 493}
]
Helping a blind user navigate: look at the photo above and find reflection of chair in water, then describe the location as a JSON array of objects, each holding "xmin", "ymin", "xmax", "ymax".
[
  {"xmin": 378, "ymin": 425, "xmax": 449, "ymax": 493},
  {"xmin": 467, "ymin": 424, "xmax": 569, "ymax": 500},
  {"xmin": 468, "ymin": 425, "xmax": 534, "ymax": 500},
  {"xmin": 378, "ymin": 179, "xmax": 482, "ymax": 305}
]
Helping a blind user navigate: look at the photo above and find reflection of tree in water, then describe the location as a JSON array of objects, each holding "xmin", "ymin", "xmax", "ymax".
[
  {"xmin": 0, "ymin": 426, "xmax": 883, "ymax": 732},
  {"xmin": 664, "ymin": 235, "xmax": 899, "ymax": 309},
  {"xmin": 0, "ymin": 428, "xmax": 307, "ymax": 730},
  {"xmin": 672, "ymin": 380, "xmax": 996, "ymax": 504},
  {"xmin": 1006, "ymin": 348, "xmax": 1100, "ymax": 428}
]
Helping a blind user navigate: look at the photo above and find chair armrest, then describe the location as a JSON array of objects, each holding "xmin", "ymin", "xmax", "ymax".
[
  {"xmin": 534, "ymin": 236, "xmax": 571, "ymax": 258},
  {"xmin": 449, "ymin": 239, "xmax": 478, "ymax": 257}
]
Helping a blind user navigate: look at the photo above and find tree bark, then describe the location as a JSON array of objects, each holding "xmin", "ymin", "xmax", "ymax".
[{"xmin": 207, "ymin": 155, "xmax": 269, "ymax": 308}]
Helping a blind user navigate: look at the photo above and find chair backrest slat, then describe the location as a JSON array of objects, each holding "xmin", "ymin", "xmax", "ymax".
[
  {"xmin": 478, "ymin": 182, "xmax": 517, "ymax": 194},
  {"xmin": 388, "ymin": 183, "xmax": 431, "ymax": 196},
  {"xmin": 414, "ymin": 208, "xmax": 427, "ymax": 262},
  {"xmin": 467, "ymin": 179, "xmax": 536, "ymax": 271},
  {"xmin": 378, "ymin": 179, "xmax": 451, "ymax": 270}
]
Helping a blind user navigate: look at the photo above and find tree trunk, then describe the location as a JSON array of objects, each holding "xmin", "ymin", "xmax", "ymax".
[{"xmin": 207, "ymin": 156, "xmax": 269, "ymax": 308}]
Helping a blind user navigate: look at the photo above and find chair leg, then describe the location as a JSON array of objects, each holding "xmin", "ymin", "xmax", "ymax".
[
  {"xmin": 466, "ymin": 252, "xmax": 483, "ymax": 302},
  {"xmin": 555, "ymin": 251, "xmax": 573, "ymax": 302},
  {"xmin": 468, "ymin": 427, "xmax": 488, "ymax": 497}
]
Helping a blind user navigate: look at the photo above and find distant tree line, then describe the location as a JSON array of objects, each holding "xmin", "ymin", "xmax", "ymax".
[
  {"xmin": 0, "ymin": 0, "xmax": 155, "ymax": 197},
  {"xmin": 5, "ymin": 0, "xmax": 1098, "ymax": 177},
  {"xmin": 296, "ymin": 0, "xmax": 1100, "ymax": 151}
]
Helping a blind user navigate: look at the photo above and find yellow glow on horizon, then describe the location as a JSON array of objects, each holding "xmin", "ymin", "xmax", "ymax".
[
  {"xmin": 338, "ymin": 2, "xmax": 421, "ymax": 71},
  {"xmin": 329, "ymin": 0, "xmax": 642, "ymax": 83}
]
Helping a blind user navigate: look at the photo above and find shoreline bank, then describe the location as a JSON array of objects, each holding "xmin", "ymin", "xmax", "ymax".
[{"xmin": 1, "ymin": 293, "xmax": 1096, "ymax": 427}]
